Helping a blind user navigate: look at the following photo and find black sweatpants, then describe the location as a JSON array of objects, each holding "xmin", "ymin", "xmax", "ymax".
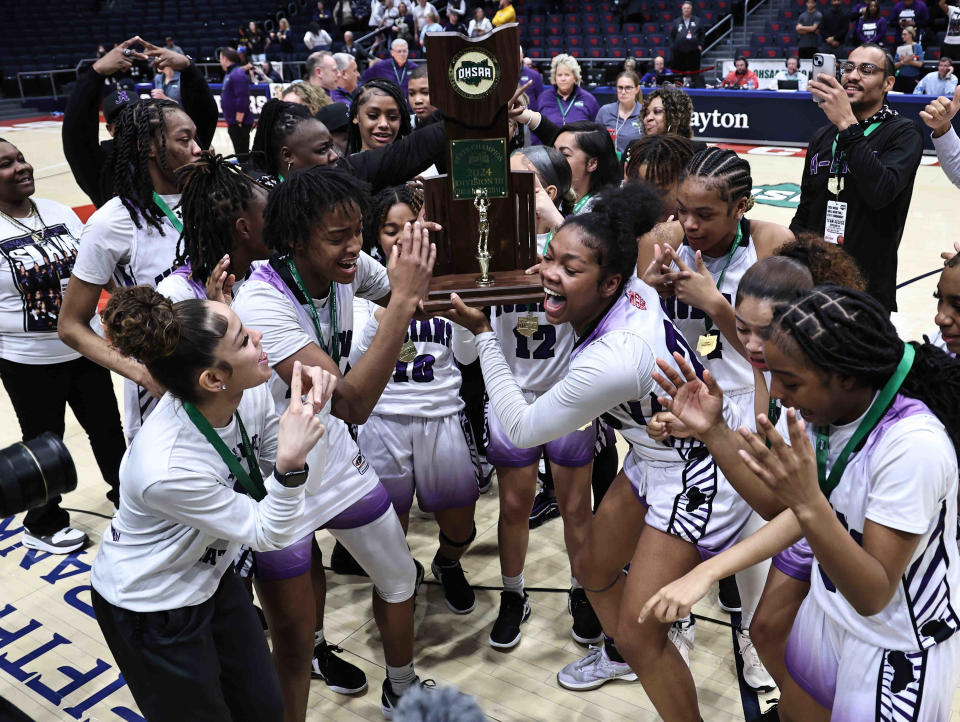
[
  {"xmin": 227, "ymin": 123, "xmax": 252, "ymax": 156},
  {"xmin": 0, "ymin": 356, "xmax": 125, "ymax": 535},
  {"xmin": 91, "ymin": 569, "xmax": 284, "ymax": 722}
]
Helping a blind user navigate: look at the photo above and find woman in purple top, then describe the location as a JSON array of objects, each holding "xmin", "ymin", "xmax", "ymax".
[
  {"xmin": 856, "ymin": 0, "xmax": 887, "ymax": 43},
  {"xmin": 535, "ymin": 55, "xmax": 600, "ymax": 144}
]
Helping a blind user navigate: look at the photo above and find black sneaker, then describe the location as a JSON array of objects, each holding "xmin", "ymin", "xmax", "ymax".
[
  {"xmin": 718, "ymin": 575, "xmax": 742, "ymax": 613},
  {"xmin": 489, "ymin": 591, "xmax": 531, "ymax": 649},
  {"xmin": 529, "ymin": 488, "xmax": 560, "ymax": 529},
  {"xmin": 380, "ymin": 676, "xmax": 435, "ymax": 719},
  {"xmin": 757, "ymin": 702, "xmax": 781, "ymax": 721},
  {"xmin": 569, "ymin": 588, "xmax": 603, "ymax": 644},
  {"xmin": 478, "ymin": 459, "xmax": 495, "ymax": 494},
  {"xmin": 330, "ymin": 540, "xmax": 368, "ymax": 577},
  {"xmin": 311, "ymin": 642, "xmax": 368, "ymax": 694},
  {"xmin": 431, "ymin": 557, "xmax": 476, "ymax": 614}
]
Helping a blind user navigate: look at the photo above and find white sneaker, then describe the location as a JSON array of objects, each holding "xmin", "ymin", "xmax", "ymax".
[
  {"xmin": 557, "ymin": 644, "xmax": 638, "ymax": 690},
  {"xmin": 737, "ymin": 628, "xmax": 776, "ymax": 691},
  {"xmin": 668, "ymin": 616, "xmax": 696, "ymax": 667},
  {"xmin": 22, "ymin": 526, "xmax": 87, "ymax": 554}
]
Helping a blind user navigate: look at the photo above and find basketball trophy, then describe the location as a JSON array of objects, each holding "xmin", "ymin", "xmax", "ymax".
[{"xmin": 421, "ymin": 23, "xmax": 542, "ymax": 311}]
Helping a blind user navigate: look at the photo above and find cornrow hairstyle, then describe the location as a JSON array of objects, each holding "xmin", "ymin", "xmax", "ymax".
[
  {"xmin": 623, "ymin": 133, "xmax": 694, "ymax": 191},
  {"xmin": 346, "ymin": 79, "xmax": 412, "ymax": 155},
  {"xmin": 641, "ymin": 85, "xmax": 694, "ymax": 138},
  {"xmin": 262, "ymin": 164, "xmax": 371, "ymax": 254},
  {"xmin": 512, "ymin": 146, "xmax": 574, "ymax": 216},
  {"xmin": 250, "ymin": 99, "xmax": 315, "ymax": 176},
  {"xmin": 681, "ymin": 146, "xmax": 754, "ymax": 210},
  {"xmin": 362, "ymin": 183, "xmax": 424, "ymax": 262},
  {"xmin": 175, "ymin": 151, "xmax": 268, "ymax": 285},
  {"xmin": 558, "ymin": 120, "xmax": 621, "ymax": 195},
  {"xmin": 102, "ymin": 285, "xmax": 231, "ymax": 404},
  {"xmin": 772, "ymin": 285, "xmax": 960, "ymax": 463},
  {"xmin": 110, "ymin": 98, "xmax": 184, "ymax": 232},
  {"xmin": 560, "ymin": 181, "xmax": 663, "ymax": 285}
]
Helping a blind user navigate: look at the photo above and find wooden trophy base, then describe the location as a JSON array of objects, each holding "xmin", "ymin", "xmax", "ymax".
[{"xmin": 423, "ymin": 269, "xmax": 544, "ymax": 312}]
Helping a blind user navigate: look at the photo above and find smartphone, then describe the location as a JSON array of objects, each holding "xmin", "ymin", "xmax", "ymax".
[{"xmin": 811, "ymin": 53, "xmax": 836, "ymax": 103}]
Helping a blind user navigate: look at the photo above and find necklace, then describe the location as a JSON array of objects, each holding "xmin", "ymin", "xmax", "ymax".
[{"xmin": 0, "ymin": 200, "xmax": 45, "ymax": 244}]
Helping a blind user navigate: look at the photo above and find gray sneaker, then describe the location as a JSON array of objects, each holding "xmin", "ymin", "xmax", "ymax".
[
  {"xmin": 557, "ymin": 644, "xmax": 638, "ymax": 691},
  {"xmin": 22, "ymin": 526, "xmax": 87, "ymax": 554}
]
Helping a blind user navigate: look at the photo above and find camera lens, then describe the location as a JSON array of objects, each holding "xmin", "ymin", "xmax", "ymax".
[{"xmin": 0, "ymin": 433, "xmax": 78, "ymax": 518}]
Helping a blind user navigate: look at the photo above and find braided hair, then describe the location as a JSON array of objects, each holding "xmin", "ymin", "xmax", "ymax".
[
  {"xmin": 772, "ymin": 285, "xmax": 960, "ymax": 462},
  {"xmin": 641, "ymin": 85, "xmax": 694, "ymax": 138},
  {"xmin": 175, "ymin": 151, "xmax": 269, "ymax": 284},
  {"xmin": 110, "ymin": 98, "xmax": 183, "ymax": 232},
  {"xmin": 623, "ymin": 133, "xmax": 694, "ymax": 190},
  {"xmin": 681, "ymin": 146, "xmax": 754, "ymax": 210},
  {"xmin": 250, "ymin": 99, "xmax": 315, "ymax": 176},
  {"xmin": 346, "ymin": 79, "xmax": 411, "ymax": 155},
  {"xmin": 362, "ymin": 183, "xmax": 423, "ymax": 262},
  {"xmin": 263, "ymin": 165, "xmax": 371, "ymax": 254}
]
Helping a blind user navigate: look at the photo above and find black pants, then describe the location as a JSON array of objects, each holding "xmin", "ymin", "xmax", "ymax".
[
  {"xmin": 227, "ymin": 123, "xmax": 252, "ymax": 156},
  {"xmin": 0, "ymin": 356, "xmax": 125, "ymax": 535},
  {"xmin": 92, "ymin": 569, "xmax": 284, "ymax": 722},
  {"xmin": 671, "ymin": 47, "xmax": 702, "ymax": 73},
  {"xmin": 798, "ymin": 45, "xmax": 816, "ymax": 59}
]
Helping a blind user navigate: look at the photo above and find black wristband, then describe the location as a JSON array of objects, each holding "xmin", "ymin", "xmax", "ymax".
[{"xmin": 275, "ymin": 462, "xmax": 309, "ymax": 488}]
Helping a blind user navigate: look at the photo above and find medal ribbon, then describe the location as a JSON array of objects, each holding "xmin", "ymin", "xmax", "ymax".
[
  {"xmin": 285, "ymin": 258, "xmax": 340, "ymax": 364},
  {"xmin": 557, "ymin": 94, "xmax": 577, "ymax": 123},
  {"xmin": 152, "ymin": 192, "xmax": 183, "ymax": 233},
  {"xmin": 183, "ymin": 402, "xmax": 266, "ymax": 501},
  {"xmin": 701, "ymin": 219, "xmax": 743, "ymax": 334},
  {"xmin": 814, "ymin": 344, "xmax": 914, "ymax": 499}
]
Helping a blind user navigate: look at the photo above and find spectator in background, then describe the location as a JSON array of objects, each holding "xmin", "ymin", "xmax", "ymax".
[
  {"xmin": 362, "ymin": 38, "xmax": 418, "ymax": 96},
  {"xmin": 444, "ymin": 9, "xmax": 468, "ymax": 33},
  {"xmin": 247, "ymin": 21, "xmax": 268, "ymax": 64},
  {"xmin": 722, "ymin": 55, "xmax": 760, "ymax": 88},
  {"xmin": 413, "ymin": 0, "xmax": 439, "ymax": 33},
  {"xmin": 537, "ymin": 55, "xmax": 600, "ymax": 134},
  {"xmin": 623, "ymin": 57, "xmax": 638, "ymax": 73},
  {"xmin": 220, "ymin": 47, "xmax": 254, "ymax": 155},
  {"xmin": 408, "ymin": 64, "xmax": 436, "ymax": 128},
  {"xmin": 332, "ymin": 52, "xmax": 360, "ymax": 104},
  {"xmin": 334, "ymin": 0, "xmax": 368, "ymax": 33},
  {"xmin": 894, "ymin": 26, "xmax": 924, "ymax": 92},
  {"xmin": 313, "ymin": 1, "xmax": 337, "ymax": 35},
  {"xmin": 915, "ymin": 55, "xmax": 958, "ymax": 92},
  {"xmin": 641, "ymin": 84, "xmax": 703, "ymax": 150},
  {"xmin": 271, "ymin": 19, "xmax": 296, "ymax": 76},
  {"xmin": 394, "ymin": 2, "xmax": 418, "ymax": 41},
  {"xmin": 281, "ymin": 81, "xmax": 332, "ymax": 112},
  {"xmin": 941, "ymin": 0, "xmax": 960, "ymax": 61},
  {"xmin": 165, "ymin": 36, "xmax": 184, "ymax": 55},
  {"xmin": 341, "ymin": 31, "xmax": 372, "ymax": 69},
  {"xmin": 856, "ymin": 0, "xmax": 887, "ymax": 43},
  {"xmin": 596, "ymin": 70, "xmax": 643, "ymax": 154},
  {"xmin": 152, "ymin": 65, "xmax": 182, "ymax": 104},
  {"xmin": 893, "ymin": 0, "xmax": 930, "ymax": 36},
  {"xmin": 446, "ymin": 0, "xmax": 466, "ymax": 18},
  {"xmin": 493, "ymin": 0, "xmax": 517, "ymax": 27},
  {"xmin": 774, "ymin": 55, "xmax": 809, "ymax": 89},
  {"xmin": 520, "ymin": 56, "xmax": 545, "ymax": 111},
  {"xmin": 420, "ymin": 11, "xmax": 444, "ymax": 49},
  {"xmin": 469, "ymin": 6, "xmax": 493, "ymax": 36},
  {"xmin": 304, "ymin": 22, "xmax": 334, "ymax": 51},
  {"xmin": 820, "ymin": 0, "xmax": 850, "ymax": 50},
  {"xmin": 255, "ymin": 61, "xmax": 283, "ymax": 83},
  {"xmin": 307, "ymin": 50, "xmax": 339, "ymax": 97},
  {"xmin": 670, "ymin": 2, "xmax": 704, "ymax": 74},
  {"xmin": 639, "ymin": 55, "xmax": 676, "ymax": 86},
  {"xmin": 796, "ymin": 0, "xmax": 823, "ymax": 59}
]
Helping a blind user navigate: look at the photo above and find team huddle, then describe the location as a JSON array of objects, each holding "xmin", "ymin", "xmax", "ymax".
[{"xmin": 2, "ymin": 60, "xmax": 960, "ymax": 720}]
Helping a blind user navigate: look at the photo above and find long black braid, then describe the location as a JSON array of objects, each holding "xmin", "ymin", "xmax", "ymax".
[
  {"xmin": 262, "ymin": 165, "xmax": 371, "ymax": 254},
  {"xmin": 346, "ymin": 79, "xmax": 411, "ymax": 155},
  {"xmin": 175, "ymin": 151, "xmax": 269, "ymax": 284},
  {"xmin": 250, "ymin": 99, "xmax": 315, "ymax": 177},
  {"xmin": 362, "ymin": 183, "xmax": 423, "ymax": 262},
  {"xmin": 773, "ymin": 285, "xmax": 960, "ymax": 463},
  {"xmin": 681, "ymin": 146, "xmax": 754, "ymax": 210},
  {"xmin": 110, "ymin": 98, "xmax": 182, "ymax": 232}
]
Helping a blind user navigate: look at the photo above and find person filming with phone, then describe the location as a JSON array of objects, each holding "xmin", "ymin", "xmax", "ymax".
[{"xmin": 790, "ymin": 43, "xmax": 922, "ymax": 313}]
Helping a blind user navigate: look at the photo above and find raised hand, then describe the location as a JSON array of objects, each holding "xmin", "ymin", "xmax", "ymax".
[
  {"xmin": 662, "ymin": 245, "xmax": 725, "ymax": 314},
  {"xmin": 641, "ymin": 243, "xmax": 677, "ymax": 298},
  {"xmin": 387, "ymin": 220, "xmax": 436, "ymax": 313},
  {"xmin": 508, "ymin": 79, "xmax": 535, "ymax": 121},
  {"xmin": 276, "ymin": 360, "xmax": 329, "ymax": 473},
  {"xmin": 647, "ymin": 410, "xmax": 694, "ymax": 442},
  {"xmin": 93, "ymin": 37, "xmax": 148, "ymax": 76},
  {"xmin": 651, "ymin": 352, "xmax": 724, "ymax": 437},
  {"xmin": 204, "ymin": 254, "xmax": 236, "ymax": 305},
  {"xmin": 139, "ymin": 38, "xmax": 192, "ymax": 72},
  {"xmin": 920, "ymin": 85, "xmax": 960, "ymax": 138}
]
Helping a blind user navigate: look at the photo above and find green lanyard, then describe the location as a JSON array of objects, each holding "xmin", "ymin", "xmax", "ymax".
[
  {"xmin": 829, "ymin": 120, "xmax": 883, "ymax": 176},
  {"xmin": 702, "ymin": 220, "xmax": 743, "ymax": 333},
  {"xmin": 393, "ymin": 61, "xmax": 408, "ymax": 88},
  {"xmin": 814, "ymin": 344, "xmax": 915, "ymax": 499},
  {"xmin": 572, "ymin": 193, "xmax": 592, "ymax": 215},
  {"xmin": 183, "ymin": 402, "xmax": 266, "ymax": 501},
  {"xmin": 285, "ymin": 258, "xmax": 340, "ymax": 364},
  {"xmin": 557, "ymin": 94, "xmax": 577, "ymax": 123},
  {"xmin": 152, "ymin": 192, "xmax": 183, "ymax": 233}
]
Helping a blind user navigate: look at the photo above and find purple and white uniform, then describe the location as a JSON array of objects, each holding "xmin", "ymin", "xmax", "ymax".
[
  {"xmin": 477, "ymin": 277, "xmax": 753, "ymax": 556},
  {"xmin": 348, "ymin": 314, "xmax": 480, "ymax": 515},
  {"xmin": 785, "ymin": 394, "xmax": 960, "ymax": 719}
]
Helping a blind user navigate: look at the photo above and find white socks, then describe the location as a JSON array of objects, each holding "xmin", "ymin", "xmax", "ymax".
[
  {"xmin": 502, "ymin": 572, "xmax": 525, "ymax": 596},
  {"xmin": 386, "ymin": 661, "xmax": 417, "ymax": 694}
]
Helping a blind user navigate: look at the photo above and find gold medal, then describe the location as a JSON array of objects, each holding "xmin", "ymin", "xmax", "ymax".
[
  {"xmin": 516, "ymin": 314, "xmax": 538, "ymax": 338},
  {"xmin": 827, "ymin": 175, "xmax": 841, "ymax": 196},
  {"xmin": 398, "ymin": 340, "xmax": 417, "ymax": 363},
  {"xmin": 697, "ymin": 333, "xmax": 718, "ymax": 357}
]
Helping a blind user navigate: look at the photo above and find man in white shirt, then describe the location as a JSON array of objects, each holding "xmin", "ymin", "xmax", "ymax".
[
  {"xmin": 774, "ymin": 56, "xmax": 809, "ymax": 90},
  {"xmin": 915, "ymin": 57, "xmax": 959, "ymax": 95}
]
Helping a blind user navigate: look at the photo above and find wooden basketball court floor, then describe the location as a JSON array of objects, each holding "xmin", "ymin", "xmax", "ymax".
[{"xmin": 0, "ymin": 117, "xmax": 958, "ymax": 721}]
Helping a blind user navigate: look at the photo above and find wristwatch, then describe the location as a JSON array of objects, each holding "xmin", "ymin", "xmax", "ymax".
[{"xmin": 275, "ymin": 463, "xmax": 309, "ymax": 488}]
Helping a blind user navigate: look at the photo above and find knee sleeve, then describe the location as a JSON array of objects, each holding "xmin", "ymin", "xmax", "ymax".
[
  {"xmin": 440, "ymin": 524, "xmax": 476, "ymax": 549},
  {"xmin": 329, "ymin": 509, "xmax": 417, "ymax": 603}
]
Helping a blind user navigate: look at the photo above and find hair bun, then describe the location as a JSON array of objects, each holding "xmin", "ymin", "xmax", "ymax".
[{"xmin": 101, "ymin": 286, "xmax": 181, "ymax": 364}]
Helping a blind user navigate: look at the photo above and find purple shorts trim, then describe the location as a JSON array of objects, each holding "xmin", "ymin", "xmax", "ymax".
[
  {"xmin": 321, "ymin": 484, "xmax": 393, "ymax": 530},
  {"xmin": 784, "ymin": 606, "xmax": 836, "ymax": 710},
  {"xmin": 253, "ymin": 533, "xmax": 314, "ymax": 581},
  {"xmin": 485, "ymin": 401, "xmax": 595, "ymax": 469},
  {"xmin": 772, "ymin": 538, "xmax": 814, "ymax": 582},
  {"xmin": 628, "ymin": 485, "xmax": 722, "ymax": 562}
]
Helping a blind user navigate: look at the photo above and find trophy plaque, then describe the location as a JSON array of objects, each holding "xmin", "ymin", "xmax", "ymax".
[{"xmin": 421, "ymin": 23, "xmax": 543, "ymax": 312}]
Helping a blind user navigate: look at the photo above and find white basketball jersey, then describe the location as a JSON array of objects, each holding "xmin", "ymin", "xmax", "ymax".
[{"xmin": 489, "ymin": 301, "xmax": 575, "ymax": 394}]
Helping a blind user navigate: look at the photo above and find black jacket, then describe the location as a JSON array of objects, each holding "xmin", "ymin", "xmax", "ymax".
[
  {"xmin": 670, "ymin": 16, "xmax": 705, "ymax": 49},
  {"xmin": 820, "ymin": 6, "xmax": 850, "ymax": 43},
  {"xmin": 790, "ymin": 115, "xmax": 923, "ymax": 311},
  {"xmin": 62, "ymin": 62, "xmax": 219, "ymax": 208},
  {"xmin": 339, "ymin": 122, "xmax": 446, "ymax": 190}
]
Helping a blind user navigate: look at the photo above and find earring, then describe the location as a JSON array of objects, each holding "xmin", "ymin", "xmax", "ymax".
[
  {"xmin": 220, "ymin": 384, "xmax": 227, "ymax": 390},
  {"xmin": 286, "ymin": 161, "xmax": 292, "ymax": 172}
]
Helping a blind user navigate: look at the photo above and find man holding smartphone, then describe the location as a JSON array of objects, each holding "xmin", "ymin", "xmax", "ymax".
[{"xmin": 790, "ymin": 43, "xmax": 923, "ymax": 312}]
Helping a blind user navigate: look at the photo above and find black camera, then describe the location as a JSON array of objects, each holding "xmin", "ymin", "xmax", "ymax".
[{"xmin": 0, "ymin": 433, "xmax": 78, "ymax": 518}]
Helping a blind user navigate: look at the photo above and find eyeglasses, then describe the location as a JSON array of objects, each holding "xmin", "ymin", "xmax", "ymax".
[
  {"xmin": 839, "ymin": 61, "xmax": 883, "ymax": 76},
  {"xmin": 616, "ymin": 85, "xmax": 637, "ymax": 91}
]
